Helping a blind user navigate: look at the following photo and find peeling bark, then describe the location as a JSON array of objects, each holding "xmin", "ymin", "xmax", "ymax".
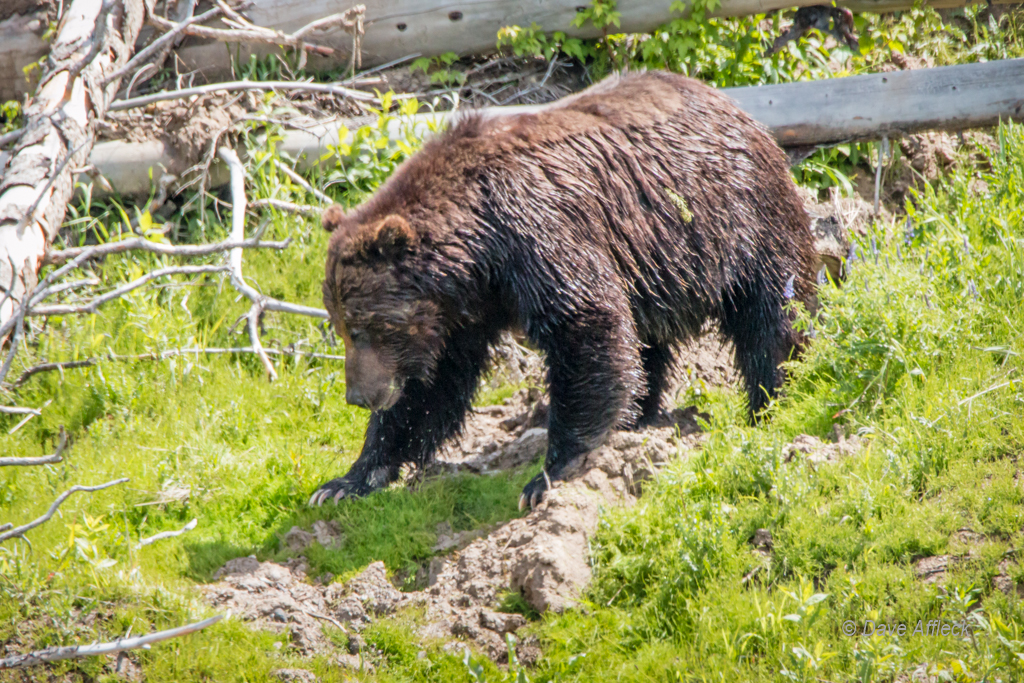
[{"xmin": 0, "ymin": 0, "xmax": 146, "ymax": 336}]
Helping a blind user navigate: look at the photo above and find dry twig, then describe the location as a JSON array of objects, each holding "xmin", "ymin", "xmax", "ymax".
[
  {"xmin": 12, "ymin": 346, "xmax": 343, "ymax": 388},
  {"xmin": 250, "ymin": 198, "xmax": 321, "ymax": 217},
  {"xmin": 0, "ymin": 427, "xmax": 66, "ymax": 467},
  {"xmin": 109, "ymin": 79, "xmax": 376, "ymax": 111},
  {"xmin": 219, "ymin": 147, "xmax": 276, "ymax": 380},
  {"xmin": 46, "ymin": 235, "xmax": 291, "ymax": 265},
  {"xmin": 104, "ymin": 5, "xmax": 228, "ymax": 86},
  {"xmin": 0, "ymin": 614, "xmax": 224, "ymax": 669},
  {"xmin": 272, "ymin": 159, "xmax": 332, "ymax": 204},
  {"xmin": 0, "ymin": 478, "xmax": 129, "ymax": 544},
  {"xmin": 137, "ymin": 518, "xmax": 197, "ymax": 548},
  {"xmin": 30, "ymin": 265, "xmax": 229, "ymax": 317}
]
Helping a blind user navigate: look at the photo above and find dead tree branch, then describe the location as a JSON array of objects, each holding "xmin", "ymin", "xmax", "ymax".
[
  {"xmin": 29, "ymin": 265, "xmax": 229, "ymax": 317},
  {"xmin": 12, "ymin": 347, "xmax": 344, "ymax": 388},
  {"xmin": 0, "ymin": 614, "xmax": 224, "ymax": 670},
  {"xmin": 0, "ymin": 427, "xmax": 66, "ymax": 467},
  {"xmin": 218, "ymin": 147, "xmax": 277, "ymax": 380},
  {"xmin": 141, "ymin": 1, "xmax": 366, "ymax": 71},
  {"xmin": 250, "ymin": 198, "xmax": 322, "ymax": 217},
  {"xmin": 109, "ymin": 78, "xmax": 377, "ymax": 111},
  {"xmin": 0, "ymin": 478, "xmax": 129, "ymax": 544},
  {"xmin": 0, "ymin": 0, "xmax": 147, "ymax": 340},
  {"xmin": 0, "ymin": 406, "xmax": 42, "ymax": 416},
  {"xmin": 46, "ymin": 235, "xmax": 292, "ymax": 266},
  {"xmin": 272, "ymin": 159, "xmax": 332, "ymax": 205},
  {"xmin": 103, "ymin": 5, "xmax": 227, "ymax": 86},
  {"xmin": 137, "ymin": 518, "xmax": 197, "ymax": 548}
]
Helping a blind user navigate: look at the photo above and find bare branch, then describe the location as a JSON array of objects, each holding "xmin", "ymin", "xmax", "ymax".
[
  {"xmin": 109, "ymin": 79, "xmax": 376, "ymax": 112},
  {"xmin": 0, "ymin": 478, "xmax": 129, "ymax": 544},
  {"xmin": 292, "ymin": 5, "xmax": 366, "ymax": 42},
  {"xmin": 0, "ymin": 406, "xmax": 42, "ymax": 416},
  {"xmin": 0, "ymin": 614, "xmax": 224, "ymax": 669},
  {"xmin": 0, "ymin": 427, "xmax": 65, "ymax": 467},
  {"xmin": 29, "ymin": 265, "xmax": 229, "ymax": 317},
  {"xmin": 272, "ymin": 159, "xmax": 332, "ymax": 205},
  {"xmin": 137, "ymin": 518, "xmax": 197, "ymax": 548},
  {"xmin": 0, "ymin": 127, "xmax": 25, "ymax": 149},
  {"xmin": 12, "ymin": 359, "xmax": 96, "ymax": 388},
  {"xmin": 45, "ymin": 236, "xmax": 291, "ymax": 266},
  {"xmin": 219, "ymin": 147, "xmax": 277, "ymax": 380},
  {"xmin": 12, "ymin": 347, "xmax": 344, "ymax": 388},
  {"xmin": 250, "ymin": 198, "xmax": 321, "ymax": 217},
  {"xmin": 103, "ymin": 5, "xmax": 226, "ymax": 86}
]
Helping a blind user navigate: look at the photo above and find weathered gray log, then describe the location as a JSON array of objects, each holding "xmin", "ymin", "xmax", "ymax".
[
  {"xmin": 728, "ymin": 57, "xmax": 1024, "ymax": 146},
  {"xmin": 33, "ymin": 57, "xmax": 1023, "ymax": 199},
  {"xmin": 1, "ymin": 0, "xmax": 1011, "ymax": 104},
  {"xmin": 171, "ymin": 0, "xmax": 1015, "ymax": 86},
  {"xmin": 0, "ymin": 0, "xmax": 146, "ymax": 336}
]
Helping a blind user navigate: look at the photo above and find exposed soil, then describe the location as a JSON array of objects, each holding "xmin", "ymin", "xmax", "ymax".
[{"xmin": 203, "ymin": 333, "xmax": 730, "ymax": 663}]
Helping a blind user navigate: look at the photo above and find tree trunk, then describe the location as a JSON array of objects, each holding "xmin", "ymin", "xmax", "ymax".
[
  {"xmin": 1, "ymin": 0, "xmax": 1013, "ymax": 103},
  {"xmin": 36, "ymin": 56, "xmax": 1024, "ymax": 199},
  {"xmin": 0, "ymin": 0, "xmax": 147, "ymax": 335}
]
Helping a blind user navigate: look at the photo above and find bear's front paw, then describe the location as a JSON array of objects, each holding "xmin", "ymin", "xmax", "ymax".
[
  {"xmin": 519, "ymin": 470, "xmax": 558, "ymax": 511},
  {"xmin": 308, "ymin": 467, "xmax": 394, "ymax": 506}
]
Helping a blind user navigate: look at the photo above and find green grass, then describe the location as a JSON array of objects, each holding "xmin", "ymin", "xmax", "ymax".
[{"xmin": 4, "ymin": 69, "xmax": 1024, "ymax": 683}]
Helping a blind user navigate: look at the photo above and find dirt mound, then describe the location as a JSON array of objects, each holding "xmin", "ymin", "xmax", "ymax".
[
  {"xmin": 205, "ymin": 410, "xmax": 705, "ymax": 662},
  {"xmin": 203, "ymin": 333, "xmax": 734, "ymax": 661}
]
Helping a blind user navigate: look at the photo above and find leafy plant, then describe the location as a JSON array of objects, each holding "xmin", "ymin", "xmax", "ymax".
[{"xmin": 410, "ymin": 52, "xmax": 467, "ymax": 87}]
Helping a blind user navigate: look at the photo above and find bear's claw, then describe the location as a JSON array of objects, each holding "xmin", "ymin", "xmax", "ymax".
[
  {"xmin": 519, "ymin": 470, "xmax": 555, "ymax": 510},
  {"xmin": 308, "ymin": 467, "xmax": 393, "ymax": 506}
]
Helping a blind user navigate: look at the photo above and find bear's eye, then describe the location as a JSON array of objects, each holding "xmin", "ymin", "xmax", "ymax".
[{"xmin": 349, "ymin": 328, "xmax": 369, "ymax": 344}]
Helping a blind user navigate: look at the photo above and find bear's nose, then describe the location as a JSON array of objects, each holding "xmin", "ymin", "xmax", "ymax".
[{"xmin": 346, "ymin": 386, "xmax": 369, "ymax": 408}]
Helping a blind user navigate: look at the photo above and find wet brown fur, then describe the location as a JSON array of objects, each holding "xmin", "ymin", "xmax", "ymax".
[{"xmin": 314, "ymin": 70, "xmax": 817, "ymax": 505}]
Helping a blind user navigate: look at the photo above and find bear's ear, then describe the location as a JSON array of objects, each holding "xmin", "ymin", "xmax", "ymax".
[
  {"xmin": 322, "ymin": 204, "xmax": 354, "ymax": 236},
  {"xmin": 366, "ymin": 214, "xmax": 417, "ymax": 259}
]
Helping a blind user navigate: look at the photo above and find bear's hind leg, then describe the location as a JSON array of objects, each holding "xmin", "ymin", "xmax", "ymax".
[
  {"xmin": 634, "ymin": 342, "xmax": 676, "ymax": 428},
  {"xmin": 720, "ymin": 283, "xmax": 796, "ymax": 421}
]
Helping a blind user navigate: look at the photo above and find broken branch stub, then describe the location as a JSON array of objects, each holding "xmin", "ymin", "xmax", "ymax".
[{"xmin": 0, "ymin": 0, "xmax": 147, "ymax": 342}]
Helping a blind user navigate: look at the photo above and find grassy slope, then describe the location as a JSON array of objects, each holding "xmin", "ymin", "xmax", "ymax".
[{"xmin": 3, "ymin": 10, "xmax": 1024, "ymax": 680}]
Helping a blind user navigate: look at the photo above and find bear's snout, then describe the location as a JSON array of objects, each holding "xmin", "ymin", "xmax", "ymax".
[
  {"xmin": 344, "ymin": 345, "xmax": 404, "ymax": 412},
  {"xmin": 345, "ymin": 384, "xmax": 370, "ymax": 409}
]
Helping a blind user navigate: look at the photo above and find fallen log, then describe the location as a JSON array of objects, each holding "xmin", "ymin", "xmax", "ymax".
[
  {"xmin": 1, "ymin": 0, "xmax": 1012, "ymax": 104},
  {"xmin": 0, "ymin": 0, "xmax": 146, "ymax": 336},
  {"xmin": 38, "ymin": 57, "xmax": 1024, "ymax": 199}
]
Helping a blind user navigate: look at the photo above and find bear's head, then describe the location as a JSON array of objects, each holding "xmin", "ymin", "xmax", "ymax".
[{"xmin": 321, "ymin": 204, "xmax": 444, "ymax": 411}]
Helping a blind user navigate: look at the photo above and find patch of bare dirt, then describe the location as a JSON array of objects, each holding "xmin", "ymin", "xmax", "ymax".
[
  {"xmin": 101, "ymin": 94, "xmax": 251, "ymax": 173},
  {"xmin": 207, "ymin": 334, "xmax": 879, "ymax": 663},
  {"xmin": 205, "ymin": 390, "xmax": 705, "ymax": 662},
  {"xmin": 784, "ymin": 430, "xmax": 863, "ymax": 467}
]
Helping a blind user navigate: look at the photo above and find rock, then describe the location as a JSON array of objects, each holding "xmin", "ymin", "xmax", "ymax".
[
  {"xmin": 428, "ymin": 557, "xmax": 447, "ymax": 587},
  {"xmin": 212, "ymin": 555, "xmax": 260, "ymax": 579},
  {"xmin": 785, "ymin": 433, "xmax": 862, "ymax": 465},
  {"xmin": 312, "ymin": 520, "xmax": 344, "ymax": 549},
  {"xmin": 992, "ymin": 559, "xmax": 1024, "ymax": 598},
  {"xmin": 347, "ymin": 633, "xmax": 365, "ymax": 655},
  {"xmin": 271, "ymin": 669, "xmax": 318, "ymax": 683},
  {"xmin": 335, "ymin": 653, "xmax": 373, "ymax": 671},
  {"xmin": 914, "ymin": 555, "xmax": 965, "ymax": 584},
  {"xmin": 480, "ymin": 610, "xmax": 527, "ymax": 635},
  {"xmin": 751, "ymin": 529, "xmax": 773, "ymax": 552},
  {"xmin": 346, "ymin": 561, "xmax": 403, "ymax": 615},
  {"xmin": 283, "ymin": 526, "xmax": 316, "ymax": 552}
]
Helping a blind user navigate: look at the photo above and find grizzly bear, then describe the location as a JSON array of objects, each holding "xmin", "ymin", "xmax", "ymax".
[{"xmin": 310, "ymin": 70, "xmax": 817, "ymax": 509}]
